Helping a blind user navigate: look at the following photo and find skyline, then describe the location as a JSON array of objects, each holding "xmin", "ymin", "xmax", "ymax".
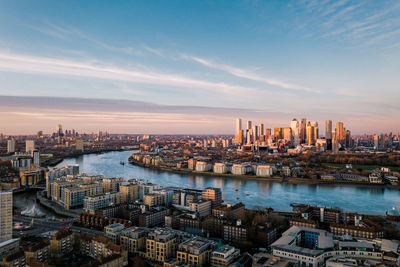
[
  {"xmin": 1, "ymin": 1, "xmax": 400, "ymax": 133},
  {"xmin": 0, "ymin": 95, "xmax": 397, "ymax": 136}
]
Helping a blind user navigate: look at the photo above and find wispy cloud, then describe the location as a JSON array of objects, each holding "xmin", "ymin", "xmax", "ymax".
[
  {"xmin": 181, "ymin": 54, "xmax": 320, "ymax": 93},
  {"xmin": 293, "ymin": 1, "xmax": 400, "ymax": 49},
  {"xmin": 30, "ymin": 22, "xmax": 144, "ymax": 56},
  {"xmin": 0, "ymin": 51, "xmax": 258, "ymax": 96}
]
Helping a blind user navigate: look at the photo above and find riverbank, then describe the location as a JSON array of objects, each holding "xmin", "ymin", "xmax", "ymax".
[
  {"xmin": 36, "ymin": 191, "xmax": 79, "ymax": 218},
  {"xmin": 128, "ymin": 158, "xmax": 399, "ymax": 188},
  {"xmin": 42, "ymin": 148, "xmax": 133, "ymax": 167}
]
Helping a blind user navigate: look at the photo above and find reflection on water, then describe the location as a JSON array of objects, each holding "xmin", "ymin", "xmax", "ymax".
[{"xmin": 54, "ymin": 150, "xmax": 400, "ymax": 215}]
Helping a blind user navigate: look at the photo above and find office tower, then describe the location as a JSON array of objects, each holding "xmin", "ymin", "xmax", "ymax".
[
  {"xmin": 25, "ymin": 140, "xmax": 35, "ymax": 153},
  {"xmin": 36, "ymin": 131, "xmax": 43, "ymax": 139},
  {"xmin": 336, "ymin": 122, "xmax": 344, "ymax": 142},
  {"xmin": 332, "ymin": 131, "xmax": 339, "ymax": 152},
  {"xmin": 290, "ymin": 119, "xmax": 300, "ymax": 145},
  {"xmin": 258, "ymin": 124, "xmax": 264, "ymax": 141},
  {"xmin": 311, "ymin": 122, "xmax": 319, "ymax": 140},
  {"xmin": 252, "ymin": 125, "xmax": 259, "ymax": 142},
  {"xmin": 236, "ymin": 118, "xmax": 242, "ymax": 134},
  {"xmin": 273, "ymin": 128, "xmax": 283, "ymax": 140},
  {"xmin": 325, "ymin": 120, "xmax": 332, "ymax": 139},
  {"xmin": 300, "ymin": 118, "xmax": 307, "ymax": 143},
  {"xmin": 282, "ymin": 127, "xmax": 292, "ymax": 142},
  {"xmin": 246, "ymin": 129, "xmax": 253, "ymax": 145},
  {"xmin": 7, "ymin": 139, "xmax": 15, "ymax": 153},
  {"xmin": 0, "ymin": 133, "xmax": 3, "ymax": 143},
  {"xmin": 345, "ymin": 130, "xmax": 351, "ymax": 148},
  {"xmin": 0, "ymin": 191, "xmax": 12, "ymax": 241},
  {"xmin": 246, "ymin": 121, "xmax": 252, "ymax": 130},
  {"xmin": 306, "ymin": 122, "xmax": 315, "ymax": 145},
  {"xmin": 265, "ymin": 128, "xmax": 271, "ymax": 140},
  {"xmin": 56, "ymin": 124, "xmax": 63, "ymax": 135}
]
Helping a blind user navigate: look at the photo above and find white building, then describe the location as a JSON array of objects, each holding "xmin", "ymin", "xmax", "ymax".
[
  {"xmin": 231, "ymin": 164, "xmax": 246, "ymax": 175},
  {"xmin": 7, "ymin": 140, "xmax": 15, "ymax": 153},
  {"xmin": 25, "ymin": 140, "xmax": 35, "ymax": 153},
  {"xmin": 256, "ymin": 165, "xmax": 273, "ymax": 177},
  {"xmin": 195, "ymin": 161, "xmax": 212, "ymax": 172},
  {"xmin": 213, "ymin": 163, "xmax": 228, "ymax": 174}
]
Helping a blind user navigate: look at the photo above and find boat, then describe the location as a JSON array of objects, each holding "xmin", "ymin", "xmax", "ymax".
[{"xmin": 120, "ymin": 161, "xmax": 125, "ymax": 165}]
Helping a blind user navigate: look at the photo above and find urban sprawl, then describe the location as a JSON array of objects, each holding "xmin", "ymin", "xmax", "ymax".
[{"xmin": 0, "ymin": 120, "xmax": 400, "ymax": 267}]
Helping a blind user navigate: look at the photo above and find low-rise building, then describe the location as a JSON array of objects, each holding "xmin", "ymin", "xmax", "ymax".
[
  {"xmin": 176, "ymin": 236, "xmax": 217, "ymax": 266},
  {"xmin": 210, "ymin": 245, "xmax": 240, "ymax": 267}
]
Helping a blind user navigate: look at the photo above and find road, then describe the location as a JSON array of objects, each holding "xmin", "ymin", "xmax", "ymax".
[{"xmin": 13, "ymin": 215, "xmax": 104, "ymax": 237}]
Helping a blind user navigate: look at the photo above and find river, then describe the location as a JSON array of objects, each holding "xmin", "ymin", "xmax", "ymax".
[{"xmin": 48, "ymin": 150, "xmax": 400, "ymax": 215}]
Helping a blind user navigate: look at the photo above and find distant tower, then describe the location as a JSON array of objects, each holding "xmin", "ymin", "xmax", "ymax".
[
  {"xmin": 290, "ymin": 119, "xmax": 300, "ymax": 146},
  {"xmin": 306, "ymin": 122, "xmax": 315, "ymax": 145},
  {"xmin": 300, "ymin": 118, "xmax": 307, "ymax": 144},
  {"xmin": 236, "ymin": 118, "xmax": 242, "ymax": 134},
  {"xmin": 336, "ymin": 122, "xmax": 344, "ymax": 142},
  {"xmin": 7, "ymin": 139, "xmax": 15, "ymax": 153},
  {"xmin": 25, "ymin": 140, "xmax": 35, "ymax": 153},
  {"xmin": 325, "ymin": 120, "xmax": 332, "ymax": 139}
]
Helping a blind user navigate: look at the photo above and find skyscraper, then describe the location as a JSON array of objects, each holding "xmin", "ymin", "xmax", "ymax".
[
  {"xmin": 246, "ymin": 121, "xmax": 252, "ymax": 130},
  {"xmin": 236, "ymin": 118, "xmax": 242, "ymax": 134},
  {"xmin": 25, "ymin": 140, "xmax": 35, "ymax": 153},
  {"xmin": 7, "ymin": 139, "xmax": 15, "ymax": 153},
  {"xmin": 290, "ymin": 119, "xmax": 299, "ymax": 145},
  {"xmin": 336, "ymin": 122, "xmax": 344, "ymax": 142},
  {"xmin": 56, "ymin": 124, "xmax": 63, "ymax": 135},
  {"xmin": 311, "ymin": 122, "xmax": 319, "ymax": 140},
  {"xmin": 306, "ymin": 122, "xmax": 315, "ymax": 145},
  {"xmin": 300, "ymin": 118, "xmax": 307, "ymax": 144},
  {"xmin": 325, "ymin": 120, "xmax": 332, "ymax": 139},
  {"xmin": 234, "ymin": 118, "xmax": 243, "ymax": 145},
  {"xmin": 0, "ymin": 191, "xmax": 12, "ymax": 241}
]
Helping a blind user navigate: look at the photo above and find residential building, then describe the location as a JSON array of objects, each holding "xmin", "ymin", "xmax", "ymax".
[
  {"xmin": 0, "ymin": 191, "xmax": 12, "ymax": 241},
  {"xmin": 210, "ymin": 245, "xmax": 240, "ymax": 267}
]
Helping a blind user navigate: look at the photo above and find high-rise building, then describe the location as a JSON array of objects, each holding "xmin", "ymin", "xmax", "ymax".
[
  {"xmin": 345, "ymin": 130, "xmax": 351, "ymax": 148},
  {"xmin": 7, "ymin": 139, "xmax": 15, "ymax": 153},
  {"xmin": 246, "ymin": 121, "xmax": 252, "ymax": 130},
  {"xmin": 273, "ymin": 128, "xmax": 283, "ymax": 141},
  {"xmin": 306, "ymin": 122, "xmax": 315, "ymax": 145},
  {"xmin": 265, "ymin": 128, "xmax": 271, "ymax": 140},
  {"xmin": 335, "ymin": 122, "xmax": 344, "ymax": 142},
  {"xmin": 25, "ymin": 140, "xmax": 35, "ymax": 153},
  {"xmin": 325, "ymin": 120, "xmax": 332, "ymax": 139},
  {"xmin": 56, "ymin": 124, "xmax": 63, "ymax": 135},
  {"xmin": 32, "ymin": 149, "xmax": 40, "ymax": 166},
  {"xmin": 258, "ymin": 124, "xmax": 264, "ymax": 141},
  {"xmin": 0, "ymin": 191, "xmax": 12, "ymax": 241},
  {"xmin": 252, "ymin": 125, "xmax": 259, "ymax": 142},
  {"xmin": 282, "ymin": 127, "xmax": 292, "ymax": 142},
  {"xmin": 290, "ymin": 119, "xmax": 299, "ymax": 145},
  {"xmin": 300, "ymin": 118, "xmax": 307, "ymax": 143},
  {"xmin": 236, "ymin": 118, "xmax": 242, "ymax": 134},
  {"xmin": 311, "ymin": 122, "xmax": 319, "ymax": 140}
]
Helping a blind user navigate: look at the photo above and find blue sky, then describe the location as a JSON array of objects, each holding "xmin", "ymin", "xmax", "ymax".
[{"xmin": 0, "ymin": 0, "xmax": 399, "ymax": 134}]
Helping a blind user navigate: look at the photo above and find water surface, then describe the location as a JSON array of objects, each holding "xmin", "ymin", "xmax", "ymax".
[{"xmin": 54, "ymin": 150, "xmax": 400, "ymax": 215}]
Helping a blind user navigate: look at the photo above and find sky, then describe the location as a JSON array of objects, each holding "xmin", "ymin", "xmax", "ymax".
[{"xmin": 0, "ymin": 0, "xmax": 400, "ymax": 135}]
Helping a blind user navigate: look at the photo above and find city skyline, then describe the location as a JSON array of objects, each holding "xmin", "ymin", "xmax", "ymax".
[{"xmin": 1, "ymin": 1, "xmax": 400, "ymax": 134}]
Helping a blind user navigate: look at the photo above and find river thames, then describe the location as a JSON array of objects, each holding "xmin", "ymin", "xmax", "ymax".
[{"xmin": 53, "ymin": 150, "xmax": 400, "ymax": 215}]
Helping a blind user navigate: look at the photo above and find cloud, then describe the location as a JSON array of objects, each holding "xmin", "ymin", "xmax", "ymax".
[
  {"xmin": 0, "ymin": 51, "xmax": 258, "ymax": 96},
  {"xmin": 294, "ymin": 1, "xmax": 400, "ymax": 49},
  {"xmin": 180, "ymin": 54, "xmax": 320, "ymax": 93}
]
